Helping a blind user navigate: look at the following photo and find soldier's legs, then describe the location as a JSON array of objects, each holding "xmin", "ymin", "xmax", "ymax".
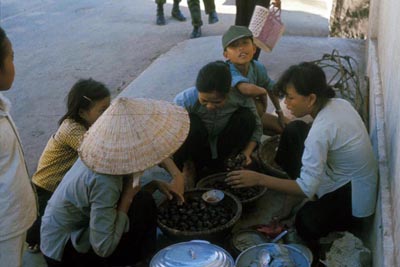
[
  {"xmin": 203, "ymin": 0, "xmax": 216, "ymax": 14},
  {"xmin": 172, "ymin": 0, "xmax": 187, "ymax": 21},
  {"xmin": 187, "ymin": 0, "xmax": 203, "ymax": 27},
  {"xmin": 203, "ymin": 0, "xmax": 218, "ymax": 24},
  {"xmin": 187, "ymin": 0, "xmax": 202, "ymax": 38},
  {"xmin": 155, "ymin": 0, "xmax": 166, "ymax": 25}
]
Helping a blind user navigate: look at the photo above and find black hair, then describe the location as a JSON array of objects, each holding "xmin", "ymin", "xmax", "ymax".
[
  {"xmin": 196, "ymin": 60, "xmax": 232, "ymax": 96},
  {"xmin": 0, "ymin": 27, "xmax": 8, "ymax": 70},
  {"xmin": 274, "ymin": 62, "xmax": 335, "ymax": 111},
  {"xmin": 59, "ymin": 78, "xmax": 110, "ymax": 128}
]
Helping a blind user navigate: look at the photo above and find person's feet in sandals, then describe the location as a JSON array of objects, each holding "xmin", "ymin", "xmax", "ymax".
[{"xmin": 27, "ymin": 243, "xmax": 40, "ymax": 253}]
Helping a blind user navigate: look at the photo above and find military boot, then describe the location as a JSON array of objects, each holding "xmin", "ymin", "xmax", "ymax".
[
  {"xmin": 171, "ymin": 0, "xmax": 186, "ymax": 21},
  {"xmin": 190, "ymin": 26, "xmax": 202, "ymax": 39},
  {"xmin": 156, "ymin": 4, "xmax": 166, "ymax": 25},
  {"xmin": 208, "ymin": 10, "xmax": 219, "ymax": 24}
]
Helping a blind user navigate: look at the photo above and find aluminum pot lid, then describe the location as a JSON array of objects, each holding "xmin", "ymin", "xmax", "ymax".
[
  {"xmin": 235, "ymin": 243, "xmax": 311, "ymax": 267},
  {"xmin": 150, "ymin": 240, "xmax": 234, "ymax": 267}
]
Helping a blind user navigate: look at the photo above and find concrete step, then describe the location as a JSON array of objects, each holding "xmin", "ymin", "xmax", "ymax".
[{"xmin": 120, "ymin": 34, "xmax": 365, "ymax": 102}]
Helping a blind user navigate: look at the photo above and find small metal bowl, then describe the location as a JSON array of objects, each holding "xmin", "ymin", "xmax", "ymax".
[{"xmin": 202, "ymin": 189, "xmax": 225, "ymax": 204}]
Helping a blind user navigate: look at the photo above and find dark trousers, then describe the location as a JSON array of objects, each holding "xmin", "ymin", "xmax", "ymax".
[
  {"xmin": 275, "ymin": 120, "xmax": 310, "ymax": 179},
  {"xmin": 174, "ymin": 108, "xmax": 256, "ymax": 177},
  {"xmin": 26, "ymin": 184, "xmax": 53, "ymax": 246},
  {"xmin": 235, "ymin": 0, "xmax": 270, "ymax": 60},
  {"xmin": 235, "ymin": 0, "xmax": 270, "ymax": 27},
  {"xmin": 295, "ymin": 183, "xmax": 359, "ymax": 242},
  {"xmin": 44, "ymin": 191, "xmax": 157, "ymax": 267},
  {"xmin": 155, "ymin": 0, "xmax": 180, "ymax": 5},
  {"xmin": 188, "ymin": 0, "xmax": 216, "ymax": 27},
  {"xmin": 275, "ymin": 121, "xmax": 360, "ymax": 242}
]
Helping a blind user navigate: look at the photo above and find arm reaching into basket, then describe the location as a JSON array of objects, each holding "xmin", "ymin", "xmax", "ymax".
[
  {"xmin": 117, "ymin": 174, "xmax": 141, "ymax": 213},
  {"xmin": 143, "ymin": 179, "xmax": 184, "ymax": 203},
  {"xmin": 225, "ymin": 170, "xmax": 305, "ymax": 196},
  {"xmin": 159, "ymin": 157, "xmax": 185, "ymax": 200}
]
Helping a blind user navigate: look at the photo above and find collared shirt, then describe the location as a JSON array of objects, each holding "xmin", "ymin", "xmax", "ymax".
[
  {"xmin": 40, "ymin": 158, "xmax": 129, "ymax": 261},
  {"xmin": 32, "ymin": 119, "xmax": 86, "ymax": 192},
  {"xmin": 0, "ymin": 93, "xmax": 37, "ymax": 241},
  {"xmin": 174, "ymin": 86, "xmax": 262, "ymax": 158},
  {"xmin": 296, "ymin": 98, "xmax": 378, "ymax": 217},
  {"xmin": 227, "ymin": 60, "xmax": 274, "ymax": 92}
]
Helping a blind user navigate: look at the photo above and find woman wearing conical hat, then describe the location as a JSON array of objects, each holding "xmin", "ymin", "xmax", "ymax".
[{"xmin": 40, "ymin": 97, "xmax": 190, "ymax": 267}]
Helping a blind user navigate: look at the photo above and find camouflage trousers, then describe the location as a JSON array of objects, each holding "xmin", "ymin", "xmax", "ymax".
[
  {"xmin": 188, "ymin": 0, "xmax": 216, "ymax": 27},
  {"xmin": 155, "ymin": 0, "xmax": 216, "ymax": 27},
  {"xmin": 155, "ymin": 0, "xmax": 181, "ymax": 5}
]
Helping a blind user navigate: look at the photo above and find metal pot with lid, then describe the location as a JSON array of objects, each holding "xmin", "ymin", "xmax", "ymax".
[
  {"xmin": 150, "ymin": 240, "xmax": 234, "ymax": 267},
  {"xmin": 235, "ymin": 243, "xmax": 312, "ymax": 267}
]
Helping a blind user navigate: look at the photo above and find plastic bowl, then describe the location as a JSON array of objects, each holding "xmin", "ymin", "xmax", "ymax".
[
  {"xmin": 196, "ymin": 172, "xmax": 267, "ymax": 207},
  {"xmin": 202, "ymin": 189, "xmax": 225, "ymax": 204}
]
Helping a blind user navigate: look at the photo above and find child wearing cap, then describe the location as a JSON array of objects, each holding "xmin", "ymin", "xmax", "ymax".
[
  {"xmin": 222, "ymin": 25, "xmax": 289, "ymax": 134},
  {"xmin": 40, "ymin": 98, "xmax": 189, "ymax": 267}
]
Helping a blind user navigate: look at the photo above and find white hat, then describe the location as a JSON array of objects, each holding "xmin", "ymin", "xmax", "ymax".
[{"xmin": 79, "ymin": 97, "xmax": 190, "ymax": 175}]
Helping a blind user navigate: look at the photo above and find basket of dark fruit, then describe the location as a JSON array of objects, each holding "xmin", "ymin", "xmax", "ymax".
[
  {"xmin": 157, "ymin": 188, "xmax": 242, "ymax": 242},
  {"xmin": 196, "ymin": 172, "xmax": 267, "ymax": 207}
]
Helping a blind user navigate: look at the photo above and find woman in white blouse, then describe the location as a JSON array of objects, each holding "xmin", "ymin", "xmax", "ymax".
[{"xmin": 226, "ymin": 62, "xmax": 377, "ymax": 259}]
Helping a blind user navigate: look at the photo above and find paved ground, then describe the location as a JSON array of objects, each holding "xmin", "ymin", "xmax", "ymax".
[
  {"xmin": 1, "ymin": 0, "xmax": 330, "ymax": 175},
  {"xmin": 1, "ymin": 0, "xmax": 365, "ymax": 266}
]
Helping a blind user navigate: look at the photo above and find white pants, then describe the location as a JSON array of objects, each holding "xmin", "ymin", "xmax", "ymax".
[{"xmin": 0, "ymin": 232, "xmax": 27, "ymax": 267}]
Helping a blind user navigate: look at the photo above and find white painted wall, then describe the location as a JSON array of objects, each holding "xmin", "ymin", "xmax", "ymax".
[{"xmin": 367, "ymin": 0, "xmax": 400, "ymax": 266}]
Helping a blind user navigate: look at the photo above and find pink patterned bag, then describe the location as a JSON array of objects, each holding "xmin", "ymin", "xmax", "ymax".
[{"xmin": 249, "ymin": 4, "xmax": 285, "ymax": 52}]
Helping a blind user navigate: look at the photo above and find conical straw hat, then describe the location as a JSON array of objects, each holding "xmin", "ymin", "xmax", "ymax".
[{"xmin": 78, "ymin": 97, "xmax": 190, "ymax": 175}]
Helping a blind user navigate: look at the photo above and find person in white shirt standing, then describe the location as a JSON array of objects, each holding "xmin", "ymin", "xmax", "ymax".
[
  {"xmin": 226, "ymin": 62, "xmax": 377, "ymax": 263},
  {"xmin": 0, "ymin": 26, "xmax": 37, "ymax": 267}
]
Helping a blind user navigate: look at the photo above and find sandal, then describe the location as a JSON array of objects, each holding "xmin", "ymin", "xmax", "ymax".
[{"xmin": 27, "ymin": 243, "xmax": 40, "ymax": 253}]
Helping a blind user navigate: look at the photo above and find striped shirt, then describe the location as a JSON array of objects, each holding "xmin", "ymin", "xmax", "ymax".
[{"xmin": 32, "ymin": 119, "xmax": 86, "ymax": 192}]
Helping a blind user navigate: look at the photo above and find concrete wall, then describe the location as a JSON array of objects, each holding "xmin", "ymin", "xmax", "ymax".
[
  {"xmin": 367, "ymin": 0, "xmax": 400, "ymax": 266},
  {"xmin": 329, "ymin": 0, "xmax": 369, "ymax": 38}
]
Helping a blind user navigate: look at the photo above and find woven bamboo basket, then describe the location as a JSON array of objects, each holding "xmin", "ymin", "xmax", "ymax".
[
  {"xmin": 157, "ymin": 189, "xmax": 242, "ymax": 243},
  {"xmin": 257, "ymin": 135, "xmax": 289, "ymax": 178}
]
